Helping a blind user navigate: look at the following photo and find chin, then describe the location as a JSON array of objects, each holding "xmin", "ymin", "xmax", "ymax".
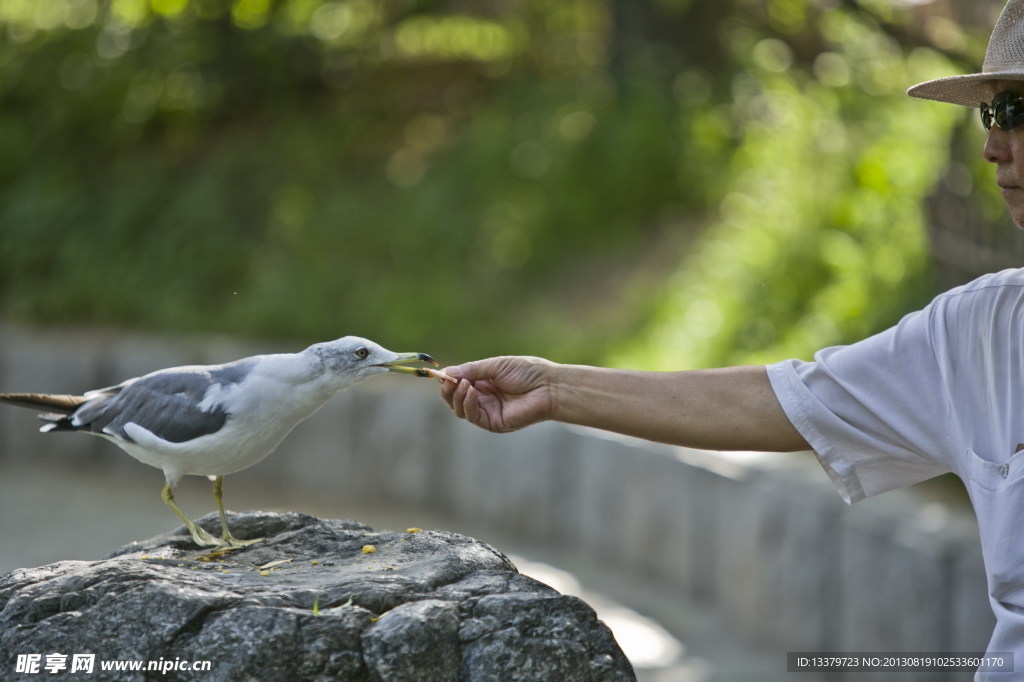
[{"xmin": 1008, "ymin": 204, "xmax": 1024, "ymax": 229}]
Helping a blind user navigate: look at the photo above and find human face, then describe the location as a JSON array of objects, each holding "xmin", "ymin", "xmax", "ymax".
[{"xmin": 983, "ymin": 87, "xmax": 1024, "ymax": 229}]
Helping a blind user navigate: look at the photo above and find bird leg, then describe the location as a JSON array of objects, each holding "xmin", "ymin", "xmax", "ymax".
[
  {"xmin": 212, "ymin": 476, "xmax": 263, "ymax": 547},
  {"xmin": 161, "ymin": 482, "xmax": 222, "ymax": 547}
]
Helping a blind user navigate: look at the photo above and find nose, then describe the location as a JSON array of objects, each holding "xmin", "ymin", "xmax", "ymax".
[{"xmin": 984, "ymin": 126, "xmax": 1012, "ymax": 165}]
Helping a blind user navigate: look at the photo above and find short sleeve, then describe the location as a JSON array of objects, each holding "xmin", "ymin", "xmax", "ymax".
[{"xmin": 766, "ymin": 300, "xmax": 959, "ymax": 504}]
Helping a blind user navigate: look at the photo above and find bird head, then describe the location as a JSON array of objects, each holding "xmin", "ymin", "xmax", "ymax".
[{"xmin": 307, "ymin": 337, "xmax": 439, "ymax": 386}]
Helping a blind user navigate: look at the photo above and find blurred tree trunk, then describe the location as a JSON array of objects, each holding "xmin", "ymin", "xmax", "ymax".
[{"xmin": 608, "ymin": 0, "xmax": 737, "ymax": 97}]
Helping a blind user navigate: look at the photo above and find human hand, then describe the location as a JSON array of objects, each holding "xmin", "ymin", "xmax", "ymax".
[{"xmin": 440, "ymin": 356, "xmax": 556, "ymax": 433}]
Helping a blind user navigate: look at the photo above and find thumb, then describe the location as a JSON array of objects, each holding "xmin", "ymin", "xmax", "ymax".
[
  {"xmin": 443, "ymin": 357, "xmax": 503, "ymax": 382},
  {"xmin": 442, "ymin": 361, "xmax": 476, "ymax": 381}
]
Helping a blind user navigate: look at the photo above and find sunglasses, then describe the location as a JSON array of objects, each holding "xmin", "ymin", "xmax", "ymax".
[{"xmin": 981, "ymin": 91, "xmax": 1024, "ymax": 132}]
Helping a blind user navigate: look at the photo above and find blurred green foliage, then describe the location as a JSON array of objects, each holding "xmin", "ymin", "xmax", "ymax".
[
  {"xmin": 614, "ymin": 12, "xmax": 970, "ymax": 369},
  {"xmin": 0, "ymin": 0, "xmax": 996, "ymax": 367}
]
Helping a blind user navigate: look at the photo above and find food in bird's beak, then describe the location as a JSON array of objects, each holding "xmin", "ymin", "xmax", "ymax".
[
  {"xmin": 417, "ymin": 367, "xmax": 457, "ymax": 384},
  {"xmin": 375, "ymin": 352, "xmax": 455, "ymax": 382}
]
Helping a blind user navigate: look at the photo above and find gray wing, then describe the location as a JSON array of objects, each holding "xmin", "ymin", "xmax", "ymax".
[{"xmin": 70, "ymin": 360, "xmax": 255, "ymax": 444}]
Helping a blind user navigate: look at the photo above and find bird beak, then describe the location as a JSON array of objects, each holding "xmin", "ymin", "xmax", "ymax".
[{"xmin": 374, "ymin": 352, "xmax": 440, "ymax": 377}]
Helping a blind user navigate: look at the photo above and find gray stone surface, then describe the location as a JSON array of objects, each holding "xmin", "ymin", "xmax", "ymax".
[{"xmin": 0, "ymin": 512, "xmax": 635, "ymax": 682}]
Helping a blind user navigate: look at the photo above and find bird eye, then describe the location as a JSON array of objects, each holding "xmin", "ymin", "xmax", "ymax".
[{"xmin": 354, "ymin": 348, "xmax": 370, "ymax": 360}]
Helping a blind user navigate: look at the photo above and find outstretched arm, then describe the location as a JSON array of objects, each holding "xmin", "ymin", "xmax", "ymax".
[{"xmin": 440, "ymin": 356, "xmax": 809, "ymax": 452}]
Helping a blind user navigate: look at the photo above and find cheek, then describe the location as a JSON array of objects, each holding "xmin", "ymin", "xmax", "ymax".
[
  {"xmin": 1011, "ymin": 137, "xmax": 1024, "ymax": 169},
  {"xmin": 325, "ymin": 357, "xmax": 361, "ymax": 374}
]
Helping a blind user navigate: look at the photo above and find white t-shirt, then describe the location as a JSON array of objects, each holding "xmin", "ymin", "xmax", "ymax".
[{"xmin": 767, "ymin": 268, "xmax": 1024, "ymax": 678}]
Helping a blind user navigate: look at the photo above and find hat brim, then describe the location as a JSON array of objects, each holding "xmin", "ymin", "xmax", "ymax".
[{"xmin": 907, "ymin": 71, "xmax": 1024, "ymax": 106}]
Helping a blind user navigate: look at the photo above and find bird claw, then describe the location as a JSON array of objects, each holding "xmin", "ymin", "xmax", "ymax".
[
  {"xmin": 221, "ymin": 535, "xmax": 264, "ymax": 548},
  {"xmin": 187, "ymin": 523, "xmax": 224, "ymax": 548},
  {"xmin": 183, "ymin": 518, "xmax": 259, "ymax": 549},
  {"xmin": 188, "ymin": 528, "xmax": 262, "ymax": 551}
]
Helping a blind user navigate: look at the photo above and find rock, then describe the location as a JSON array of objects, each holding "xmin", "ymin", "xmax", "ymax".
[{"xmin": 0, "ymin": 512, "xmax": 635, "ymax": 681}]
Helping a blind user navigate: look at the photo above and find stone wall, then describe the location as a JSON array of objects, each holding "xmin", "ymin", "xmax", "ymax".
[{"xmin": 0, "ymin": 324, "xmax": 994, "ymax": 677}]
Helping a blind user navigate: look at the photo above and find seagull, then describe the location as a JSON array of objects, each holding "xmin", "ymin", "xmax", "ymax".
[{"xmin": 0, "ymin": 336, "xmax": 448, "ymax": 549}]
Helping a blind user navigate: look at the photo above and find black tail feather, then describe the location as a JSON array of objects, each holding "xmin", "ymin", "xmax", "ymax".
[{"xmin": 39, "ymin": 415, "xmax": 79, "ymax": 433}]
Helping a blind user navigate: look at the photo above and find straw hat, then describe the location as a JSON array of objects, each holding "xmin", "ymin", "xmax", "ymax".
[{"xmin": 908, "ymin": 0, "xmax": 1024, "ymax": 106}]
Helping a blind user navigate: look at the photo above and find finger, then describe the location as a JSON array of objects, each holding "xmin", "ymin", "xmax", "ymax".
[
  {"xmin": 471, "ymin": 379, "xmax": 497, "ymax": 396},
  {"xmin": 450, "ymin": 378, "xmax": 472, "ymax": 420},
  {"xmin": 443, "ymin": 363, "xmax": 473, "ymax": 381},
  {"xmin": 463, "ymin": 383, "xmax": 487, "ymax": 429},
  {"xmin": 444, "ymin": 357, "xmax": 505, "ymax": 382},
  {"xmin": 439, "ymin": 376, "xmax": 457, "ymax": 406}
]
